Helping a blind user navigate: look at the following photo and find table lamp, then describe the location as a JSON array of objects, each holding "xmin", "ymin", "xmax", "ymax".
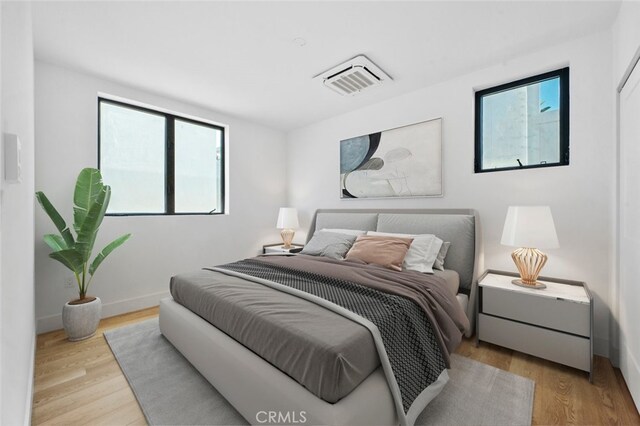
[
  {"xmin": 500, "ymin": 206, "xmax": 559, "ymax": 289},
  {"xmin": 276, "ymin": 207, "xmax": 299, "ymax": 249}
]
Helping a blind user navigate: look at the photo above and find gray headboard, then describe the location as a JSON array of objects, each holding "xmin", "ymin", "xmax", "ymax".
[{"xmin": 308, "ymin": 209, "xmax": 478, "ymax": 293}]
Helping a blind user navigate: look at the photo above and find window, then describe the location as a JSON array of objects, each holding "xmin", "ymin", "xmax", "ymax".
[
  {"xmin": 98, "ymin": 98, "xmax": 224, "ymax": 215},
  {"xmin": 475, "ymin": 68, "xmax": 569, "ymax": 173}
]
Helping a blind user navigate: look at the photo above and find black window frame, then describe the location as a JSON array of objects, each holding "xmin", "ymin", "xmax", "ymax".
[
  {"xmin": 98, "ymin": 97, "xmax": 226, "ymax": 216},
  {"xmin": 474, "ymin": 67, "xmax": 570, "ymax": 173}
]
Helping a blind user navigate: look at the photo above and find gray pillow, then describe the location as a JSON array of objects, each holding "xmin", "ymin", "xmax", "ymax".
[
  {"xmin": 301, "ymin": 232, "xmax": 357, "ymax": 260},
  {"xmin": 433, "ymin": 242, "xmax": 451, "ymax": 271}
]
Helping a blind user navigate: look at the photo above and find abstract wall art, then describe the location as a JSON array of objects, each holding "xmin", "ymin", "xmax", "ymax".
[{"xmin": 340, "ymin": 118, "xmax": 442, "ymax": 199}]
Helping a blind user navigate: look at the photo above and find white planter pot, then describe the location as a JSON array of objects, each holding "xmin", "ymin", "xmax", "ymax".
[{"xmin": 62, "ymin": 297, "xmax": 102, "ymax": 341}]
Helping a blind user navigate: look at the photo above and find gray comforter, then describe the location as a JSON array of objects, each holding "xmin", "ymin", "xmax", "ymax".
[
  {"xmin": 170, "ymin": 255, "xmax": 469, "ymax": 425},
  {"xmin": 254, "ymin": 255, "xmax": 469, "ymax": 359},
  {"xmin": 170, "ymin": 267, "xmax": 379, "ymax": 403}
]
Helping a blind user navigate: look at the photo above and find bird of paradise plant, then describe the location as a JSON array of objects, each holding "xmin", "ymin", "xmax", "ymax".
[{"xmin": 36, "ymin": 168, "xmax": 131, "ymax": 302}]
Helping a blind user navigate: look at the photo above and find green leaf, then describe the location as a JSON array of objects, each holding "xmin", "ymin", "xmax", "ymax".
[
  {"xmin": 49, "ymin": 249, "xmax": 84, "ymax": 274},
  {"xmin": 35, "ymin": 191, "xmax": 75, "ymax": 247},
  {"xmin": 43, "ymin": 234, "xmax": 67, "ymax": 252},
  {"xmin": 73, "ymin": 168, "xmax": 104, "ymax": 233},
  {"xmin": 75, "ymin": 186, "xmax": 111, "ymax": 262},
  {"xmin": 89, "ymin": 233, "xmax": 131, "ymax": 275}
]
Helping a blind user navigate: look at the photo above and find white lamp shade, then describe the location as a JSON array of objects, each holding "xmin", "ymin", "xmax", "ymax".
[
  {"xmin": 276, "ymin": 207, "xmax": 299, "ymax": 229},
  {"xmin": 501, "ymin": 206, "xmax": 559, "ymax": 249}
]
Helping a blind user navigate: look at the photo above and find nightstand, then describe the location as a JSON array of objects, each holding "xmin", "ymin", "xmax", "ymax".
[
  {"xmin": 263, "ymin": 243, "xmax": 304, "ymax": 254},
  {"xmin": 477, "ymin": 270, "xmax": 593, "ymax": 382}
]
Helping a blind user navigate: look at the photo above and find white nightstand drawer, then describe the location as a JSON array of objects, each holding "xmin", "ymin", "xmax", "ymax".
[
  {"xmin": 483, "ymin": 286, "xmax": 590, "ymax": 337},
  {"xmin": 479, "ymin": 314, "xmax": 591, "ymax": 372}
]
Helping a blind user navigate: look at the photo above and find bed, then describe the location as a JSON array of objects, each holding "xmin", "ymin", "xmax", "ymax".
[{"xmin": 159, "ymin": 209, "xmax": 480, "ymax": 426}]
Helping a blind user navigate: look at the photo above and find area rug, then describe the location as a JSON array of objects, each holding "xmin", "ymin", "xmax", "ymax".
[{"xmin": 105, "ymin": 319, "xmax": 534, "ymax": 426}]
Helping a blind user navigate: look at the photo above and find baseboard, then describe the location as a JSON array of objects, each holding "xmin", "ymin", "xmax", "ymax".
[
  {"xmin": 36, "ymin": 290, "xmax": 170, "ymax": 334},
  {"xmin": 620, "ymin": 341, "xmax": 640, "ymax": 412},
  {"xmin": 24, "ymin": 332, "xmax": 35, "ymax": 426}
]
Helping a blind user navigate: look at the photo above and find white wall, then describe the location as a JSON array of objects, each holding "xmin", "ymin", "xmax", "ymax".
[
  {"xmin": 613, "ymin": 1, "xmax": 640, "ymax": 84},
  {"xmin": 34, "ymin": 62, "xmax": 288, "ymax": 332},
  {"xmin": 1, "ymin": 2, "xmax": 36, "ymax": 425},
  {"xmin": 287, "ymin": 31, "xmax": 614, "ymax": 356}
]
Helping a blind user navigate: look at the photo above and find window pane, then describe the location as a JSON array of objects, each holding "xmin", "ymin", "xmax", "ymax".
[
  {"xmin": 174, "ymin": 119, "xmax": 223, "ymax": 213},
  {"xmin": 481, "ymin": 76, "xmax": 561, "ymax": 169},
  {"xmin": 100, "ymin": 102, "xmax": 166, "ymax": 213}
]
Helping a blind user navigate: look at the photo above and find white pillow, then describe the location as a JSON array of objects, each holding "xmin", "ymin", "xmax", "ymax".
[
  {"xmin": 433, "ymin": 242, "xmax": 451, "ymax": 271},
  {"xmin": 367, "ymin": 231, "xmax": 443, "ymax": 274},
  {"xmin": 320, "ymin": 228, "xmax": 367, "ymax": 236}
]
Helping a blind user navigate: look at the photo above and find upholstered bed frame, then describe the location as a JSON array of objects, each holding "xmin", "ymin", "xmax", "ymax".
[{"xmin": 160, "ymin": 208, "xmax": 480, "ymax": 425}]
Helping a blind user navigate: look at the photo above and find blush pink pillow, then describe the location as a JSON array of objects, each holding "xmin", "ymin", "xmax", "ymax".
[{"xmin": 345, "ymin": 235, "xmax": 413, "ymax": 271}]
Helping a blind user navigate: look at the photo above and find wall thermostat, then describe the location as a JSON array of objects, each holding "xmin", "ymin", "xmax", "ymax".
[{"xmin": 4, "ymin": 133, "xmax": 21, "ymax": 183}]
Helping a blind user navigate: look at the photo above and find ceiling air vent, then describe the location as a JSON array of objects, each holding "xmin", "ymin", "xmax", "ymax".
[{"xmin": 314, "ymin": 55, "xmax": 392, "ymax": 96}]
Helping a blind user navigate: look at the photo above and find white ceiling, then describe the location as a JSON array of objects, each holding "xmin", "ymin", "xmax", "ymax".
[{"xmin": 32, "ymin": 1, "xmax": 620, "ymax": 131}]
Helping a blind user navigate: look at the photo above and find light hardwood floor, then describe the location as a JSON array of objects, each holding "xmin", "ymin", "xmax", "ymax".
[{"xmin": 33, "ymin": 307, "xmax": 640, "ymax": 426}]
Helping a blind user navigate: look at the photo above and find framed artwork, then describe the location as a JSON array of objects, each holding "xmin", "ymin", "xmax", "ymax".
[{"xmin": 340, "ymin": 118, "xmax": 442, "ymax": 199}]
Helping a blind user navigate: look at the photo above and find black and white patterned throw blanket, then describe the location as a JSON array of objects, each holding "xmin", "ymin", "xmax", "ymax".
[{"xmin": 213, "ymin": 258, "xmax": 448, "ymax": 426}]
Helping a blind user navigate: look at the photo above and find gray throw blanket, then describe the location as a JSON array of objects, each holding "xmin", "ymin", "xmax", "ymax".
[{"xmin": 212, "ymin": 255, "xmax": 469, "ymax": 426}]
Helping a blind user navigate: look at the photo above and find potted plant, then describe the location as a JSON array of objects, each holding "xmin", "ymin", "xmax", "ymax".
[{"xmin": 36, "ymin": 168, "xmax": 131, "ymax": 341}]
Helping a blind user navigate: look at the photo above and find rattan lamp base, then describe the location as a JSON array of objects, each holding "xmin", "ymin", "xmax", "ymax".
[
  {"xmin": 511, "ymin": 247, "xmax": 548, "ymax": 290},
  {"xmin": 280, "ymin": 229, "xmax": 295, "ymax": 249}
]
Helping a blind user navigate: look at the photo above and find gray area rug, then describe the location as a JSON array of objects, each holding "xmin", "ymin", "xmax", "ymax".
[{"xmin": 105, "ymin": 319, "xmax": 534, "ymax": 426}]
